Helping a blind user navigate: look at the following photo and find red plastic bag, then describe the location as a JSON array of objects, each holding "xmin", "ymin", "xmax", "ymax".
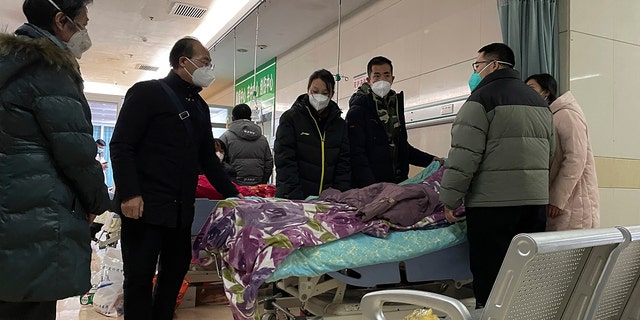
[{"xmin": 152, "ymin": 275, "xmax": 190, "ymax": 309}]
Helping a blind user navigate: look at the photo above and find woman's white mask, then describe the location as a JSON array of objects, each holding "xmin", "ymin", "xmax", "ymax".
[
  {"xmin": 309, "ymin": 94, "xmax": 330, "ymax": 111},
  {"xmin": 185, "ymin": 58, "xmax": 216, "ymax": 88},
  {"xmin": 45, "ymin": 0, "xmax": 92, "ymax": 59},
  {"xmin": 371, "ymin": 80, "xmax": 391, "ymax": 98},
  {"xmin": 66, "ymin": 26, "xmax": 91, "ymax": 59}
]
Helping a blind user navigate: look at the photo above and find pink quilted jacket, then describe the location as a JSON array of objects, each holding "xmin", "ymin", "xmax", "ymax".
[{"xmin": 548, "ymin": 92, "xmax": 600, "ymax": 230}]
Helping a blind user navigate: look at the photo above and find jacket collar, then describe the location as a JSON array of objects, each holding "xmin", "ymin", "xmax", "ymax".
[
  {"xmin": 474, "ymin": 68, "xmax": 521, "ymax": 92},
  {"xmin": 14, "ymin": 23, "xmax": 68, "ymax": 52},
  {"xmin": 293, "ymin": 93, "xmax": 342, "ymax": 119},
  {"xmin": 164, "ymin": 70, "xmax": 203, "ymax": 94}
]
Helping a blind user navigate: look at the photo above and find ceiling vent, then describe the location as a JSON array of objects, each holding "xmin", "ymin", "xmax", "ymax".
[
  {"xmin": 169, "ymin": 2, "xmax": 207, "ymax": 19},
  {"xmin": 135, "ymin": 64, "xmax": 160, "ymax": 72}
]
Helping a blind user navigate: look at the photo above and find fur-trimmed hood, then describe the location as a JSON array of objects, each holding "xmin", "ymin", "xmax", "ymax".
[{"xmin": 0, "ymin": 24, "xmax": 81, "ymax": 89}]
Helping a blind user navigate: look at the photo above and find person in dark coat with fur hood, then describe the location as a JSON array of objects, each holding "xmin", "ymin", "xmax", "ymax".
[
  {"xmin": 274, "ymin": 69, "xmax": 351, "ymax": 199},
  {"xmin": 0, "ymin": 0, "xmax": 110, "ymax": 319}
]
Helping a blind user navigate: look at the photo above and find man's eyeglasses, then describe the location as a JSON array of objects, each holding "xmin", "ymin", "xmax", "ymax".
[
  {"xmin": 189, "ymin": 57, "xmax": 215, "ymax": 70},
  {"xmin": 471, "ymin": 60, "xmax": 493, "ymax": 72}
]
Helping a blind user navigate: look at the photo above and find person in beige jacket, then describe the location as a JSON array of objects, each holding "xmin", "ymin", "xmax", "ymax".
[{"xmin": 526, "ymin": 73, "xmax": 600, "ymax": 230}]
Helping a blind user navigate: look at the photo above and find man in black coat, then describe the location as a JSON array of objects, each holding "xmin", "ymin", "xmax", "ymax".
[
  {"xmin": 110, "ymin": 37, "xmax": 241, "ymax": 320},
  {"xmin": 346, "ymin": 56, "xmax": 442, "ymax": 188}
]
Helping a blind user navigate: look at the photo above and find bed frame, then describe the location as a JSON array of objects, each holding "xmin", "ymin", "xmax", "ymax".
[{"xmin": 267, "ymin": 241, "xmax": 472, "ymax": 318}]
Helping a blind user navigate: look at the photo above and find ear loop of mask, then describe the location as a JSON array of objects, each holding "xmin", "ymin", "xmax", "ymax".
[{"xmin": 46, "ymin": 0, "xmax": 84, "ymax": 31}]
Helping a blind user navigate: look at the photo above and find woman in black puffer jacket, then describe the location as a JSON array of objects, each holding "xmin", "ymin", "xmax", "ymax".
[
  {"xmin": 274, "ymin": 69, "xmax": 351, "ymax": 199},
  {"xmin": 0, "ymin": 1, "xmax": 110, "ymax": 318}
]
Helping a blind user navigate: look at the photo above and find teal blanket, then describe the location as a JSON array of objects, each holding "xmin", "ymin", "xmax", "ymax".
[{"xmin": 268, "ymin": 221, "xmax": 466, "ymax": 282}]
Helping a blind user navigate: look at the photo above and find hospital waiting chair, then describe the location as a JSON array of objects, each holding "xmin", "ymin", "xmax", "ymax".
[
  {"xmin": 360, "ymin": 227, "xmax": 630, "ymax": 320},
  {"xmin": 585, "ymin": 225, "xmax": 640, "ymax": 320}
]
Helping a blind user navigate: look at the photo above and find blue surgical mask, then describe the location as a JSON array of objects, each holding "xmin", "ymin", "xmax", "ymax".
[
  {"xmin": 468, "ymin": 73, "xmax": 482, "ymax": 92},
  {"xmin": 468, "ymin": 63, "xmax": 492, "ymax": 91}
]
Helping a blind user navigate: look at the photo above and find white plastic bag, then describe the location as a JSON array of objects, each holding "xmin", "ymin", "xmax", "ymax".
[{"xmin": 93, "ymin": 247, "xmax": 124, "ymax": 317}]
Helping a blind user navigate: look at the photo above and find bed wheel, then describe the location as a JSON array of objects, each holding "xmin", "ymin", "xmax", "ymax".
[{"xmin": 260, "ymin": 314, "xmax": 276, "ymax": 320}]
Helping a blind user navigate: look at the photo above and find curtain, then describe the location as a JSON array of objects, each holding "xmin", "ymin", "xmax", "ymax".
[{"xmin": 498, "ymin": 0, "xmax": 559, "ymax": 81}]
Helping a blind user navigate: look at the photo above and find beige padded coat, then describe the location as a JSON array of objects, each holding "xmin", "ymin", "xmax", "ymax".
[{"xmin": 548, "ymin": 92, "xmax": 600, "ymax": 230}]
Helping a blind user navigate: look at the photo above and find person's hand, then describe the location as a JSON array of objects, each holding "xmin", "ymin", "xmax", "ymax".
[
  {"xmin": 445, "ymin": 206, "xmax": 458, "ymax": 223},
  {"xmin": 433, "ymin": 157, "xmax": 445, "ymax": 166},
  {"xmin": 548, "ymin": 204, "xmax": 562, "ymax": 218},
  {"xmin": 101, "ymin": 162, "xmax": 109, "ymax": 169},
  {"xmin": 121, "ymin": 196, "xmax": 144, "ymax": 219},
  {"xmin": 88, "ymin": 213, "xmax": 97, "ymax": 224}
]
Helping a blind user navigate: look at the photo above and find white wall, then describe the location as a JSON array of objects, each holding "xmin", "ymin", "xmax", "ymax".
[
  {"xmin": 275, "ymin": 0, "xmax": 501, "ymax": 176},
  {"xmin": 562, "ymin": 0, "xmax": 640, "ymax": 226}
]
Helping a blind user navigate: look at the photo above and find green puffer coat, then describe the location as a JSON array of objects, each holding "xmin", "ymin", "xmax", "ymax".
[
  {"xmin": 440, "ymin": 68, "xmax": 555, "ymax": 209},
  {"xmin": 0, "ymin": 24, "xmax": 111, "ymax": 302}
]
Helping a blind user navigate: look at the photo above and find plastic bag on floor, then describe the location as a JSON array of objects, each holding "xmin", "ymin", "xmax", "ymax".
[
  {"xmin": 79, "ymin": 271, "xmax": 102, "ymax": 306},
  {"xmin": 404, "ymin": 308, "xmax": 439, "ymax": 320},
  {"xmin": 93, "ymin": 247, "xmax": 124, "ymax": 317}
]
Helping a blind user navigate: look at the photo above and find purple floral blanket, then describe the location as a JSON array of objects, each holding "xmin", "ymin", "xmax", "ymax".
[
  {"xmin": 191, "ymin": 167, "xmax": 467, "ymax": 319},
  {"xmin": 192, "ymin": 198, "xmax": 390, "ymax": 319}
]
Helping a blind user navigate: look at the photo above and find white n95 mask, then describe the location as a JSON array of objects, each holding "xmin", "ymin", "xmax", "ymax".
[
  {"xmin": 309, "ymin": 94, "xmax": 330, "ymax": 111},
  {"xmin": 186, "ymin": 58, "xmax": 216, "ymax": 88},
  {"xmin": 66, "ymin": 26, "xmax": 91, "ymax": 59},
  {"xmin": 371, "ymin": 80, "xmax": 391, "ymax": 98},
  {"xmin": 45, "ymin": 0, "xmax": 92, "ymax": 59}
]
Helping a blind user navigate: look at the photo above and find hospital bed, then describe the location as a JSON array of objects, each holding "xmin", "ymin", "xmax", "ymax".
[
  {"xmin": 264, "ymin": 226, "xmax": 472, "ymax": 319},
  {"xmin": 361, "ymin": 225, "xmax": 640, "ymax": 320},
  {"xmin": 191, "ymin": 197, "xmax": 472, "ymax": 320},
  {"xmin": 187, "ymin": 198, "xmax": 223, "ymax": 283}
]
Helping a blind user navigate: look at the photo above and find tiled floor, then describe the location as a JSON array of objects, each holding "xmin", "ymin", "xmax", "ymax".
[
  {"xmin": 58, "ymin": 244, "xmax": 475, "ymax": 320},
  {"xmin": 55, "ymin": 244, "xmax": 234, "ymax": 320},
  {"xmin": 55, "ymin": 297, "xmax": 233, "ymax": 320}
]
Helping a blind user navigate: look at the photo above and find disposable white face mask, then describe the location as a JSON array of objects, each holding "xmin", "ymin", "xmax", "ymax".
[
  {"xmin": 308, "ymin": 94, "xmax": 330, "ymax": 111},
  {"xmin": 371, "ymin": 80, "xmax": 391, "ymax": 98},
  {"xmin": 66, "ymin": 25, "xmax": 91, "ymax": 59},
  {"xmin": 46, "ymin": 0, "xmax": 91, "ymax": 59},
  {"xmin": 216, "ymin": 151, "xmax": 224, "ymax": 161},
  {"xmin": 185, "ymin": 58, "xmax": 216, "ymax": 87}
]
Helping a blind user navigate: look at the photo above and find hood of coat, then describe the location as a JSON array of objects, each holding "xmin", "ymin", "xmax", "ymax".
[
  {"xmin": 0, "ymin": 24, "xmax": 81, "ymax": 90},
  {"xmin": 228, "ymin": 119, "xmax": 263, "ymax": 141},
  {"xmin": 550, "ymin": 91, "xmax": 582, "ymax": 115}
]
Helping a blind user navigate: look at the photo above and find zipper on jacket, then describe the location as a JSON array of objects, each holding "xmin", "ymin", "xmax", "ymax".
[{"xmin": 306, "ymin": 107, "xmax": 326, "ymax": 195}]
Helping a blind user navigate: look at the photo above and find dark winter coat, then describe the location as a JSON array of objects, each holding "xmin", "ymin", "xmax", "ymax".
[
  {"xmin": 274, "ymin": 94, "xmax": 350, "ymax": 199},
  {"xmin": 346, "ymin": 83, "xmax": 435, "ymax": 188},
  {"xmin": 110, "ymin": 71, "xmax": 238, "ymax": 228},
  {"xmin": 219, "ymin": 119, "xmax": 273, "ymax": 185},
  {"xmin": 0, "ymin": 24, "xmax": 111, "ymax": 301}
]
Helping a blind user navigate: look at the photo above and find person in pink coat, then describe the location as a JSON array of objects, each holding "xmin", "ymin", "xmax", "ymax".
[{"xmin": 526, "ymin": 73, "xmax": 600, "ymax": 230}]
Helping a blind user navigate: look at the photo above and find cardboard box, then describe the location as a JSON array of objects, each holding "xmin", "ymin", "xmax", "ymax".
[{"xmin": 196, "ymin": 283, "xmax": 228, "ymax": 305}]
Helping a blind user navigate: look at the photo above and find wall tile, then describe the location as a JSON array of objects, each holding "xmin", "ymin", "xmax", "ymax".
[
  {"xmin": 570, "ymin": 0, "xmax": 614, "ymax": 39},
  {"xmin": 612, "ymin": 42, "xmax": 640, "ymax": 159},
  {"xmin": 569, "ymin": 31, "xmax": 614, "ymax": 157}
]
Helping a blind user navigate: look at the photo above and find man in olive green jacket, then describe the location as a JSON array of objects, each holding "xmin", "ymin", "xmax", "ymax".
[{"xmin": 439, "ymin": 43, "xmax": 554, "ymax": 308}]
